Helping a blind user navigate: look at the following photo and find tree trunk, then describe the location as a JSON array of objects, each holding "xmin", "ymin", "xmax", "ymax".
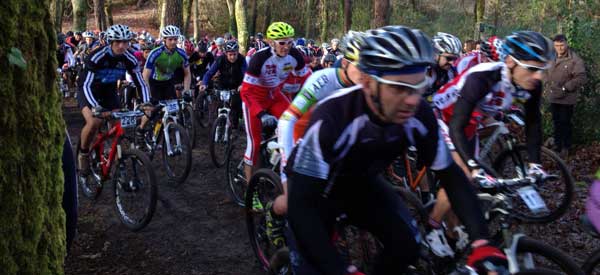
[
  {"xmin": 94, "ymin": 0, "xmax": 107, "ymax": 31},
  {"xmin": 164, "ymin": 0, "xmax": 184, "ymax": 30},
  {"xmin": 343, "ymin": 0, "xmax": 352, "ymax": 32},
  {"xmin": 474, "ymin": 0, "xmax": 485, "ymax": 39},
  {"xmin": 0, "ymin": 1, "xmax": 66, "ymax": 274},
  {"xmin": 235, "ymin": 0, "xmax": 248, "ymax": 53},
  {"xmin": 105, "ymin": 0, "xmax": 114, "ymax": 26},
  {"xmin": 320, "ymin": 0, "xmax": 328, "ymax": 43},
  {"xmin": 159, "ymin": 0, "xmax": 166, "ymax": 30},
  {"xmin": 264, "ymin": 0, "xmax": 271, "ymax": 33},
  {"xmin": 304, "ymin": 0, "xmax": 312, "ymax": 38},
  {"xmin": 248, "ymin": 0, "xmax": 257, "ymax": 36},
  {"xmin": 193, "ymin": 0, "xmax": 200, "ymax": 40},
  {"xmin": 50, "ymin": 0, "xmax": 64, "ymax": 33},
  {"xmin": 226, "ymin": 0, "xmax": 237, "ymax": 37},
  {"xmin": 183, "ymin": 0, "xmax": 193, "ymax": 36},
  {"xmin": 371, "ymin": 0, "xmax": 389, "ymax": 28},
  {"xmin": 72, "ymin": 0, "xmax": 88, "ymax": 31}
]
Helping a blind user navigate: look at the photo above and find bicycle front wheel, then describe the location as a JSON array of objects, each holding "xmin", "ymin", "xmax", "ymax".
[
  {"xmin": 508, "ymin": 236, "xmax": 584, "ymax": 275},
  {"xmin": 492, "ymin": 145, "xmax": 574, "ymax": 223},
  {"xmin": 180, "ymin": 104, "xmax": 197, "ymax": 149},
  {"xmin": 245, "ymin": 168, "xmax": 284, "ymax": 271},
  {"xmin": 112, "ymin": 148, "xmax": 158, "ymax": 231},
  {"xmin": 225, "ymin": 144, "xmax": 247, "ymax": 206},
  {"xmin": 194, "ymin": 93, "xmax": 210, "ymax": 128},
  {"xmin": 161, "ymin": 122, "xmax": 192, "ymax": 185},
  {"xmin": 209, "ymin": 115, "xmax": 231, "ymax": 168}
]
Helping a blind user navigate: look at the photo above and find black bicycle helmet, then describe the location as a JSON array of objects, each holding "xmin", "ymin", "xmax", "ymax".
[{"xmin": 502, "ymin": 31, "xmax": 554, "ymax": 63}]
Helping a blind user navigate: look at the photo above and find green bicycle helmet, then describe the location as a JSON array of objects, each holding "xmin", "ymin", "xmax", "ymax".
[{"xmin": 266, "ymin": 22, "xmax": 295, "ymax": 40}]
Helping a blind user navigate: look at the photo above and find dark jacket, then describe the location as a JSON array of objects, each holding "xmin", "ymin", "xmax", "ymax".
[{"xmin": 545, "ymin": 49, "xmax": 586, "ymax": 105}]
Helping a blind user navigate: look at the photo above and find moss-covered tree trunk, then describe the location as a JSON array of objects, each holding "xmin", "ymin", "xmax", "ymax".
[
  {"xmin": 304, "ymin": 0, "xmax": 312, "ymax": 38},
  {"xmin": 50, "ymin": 0, "xmax": 64, "ymax": 33},
  {"xmin": 183, "ymin": 0, "xmax": 193, "ymax": 36},
  {"xmin": 343, "ymin": 0, "xmax": 351, "ymax": 33},
  {"xmin": 71, "ymin": 0, "xmax": 87, "ymax": 31},
  {"xmin": 164, "ymin": 0, "xmax": 184, "ymax": 30},
  {"xmin": 235, "ymin": 0, "xmax": 248, "ymax": 53},
  {"xmin": 0, "ymin": 0, "xmax": 66, "ymax": 274},
  {"xmin": 193, "ymin": 0, "xmax": 200, "ymax": 40},
  {"xmin": 264, "ymin": 0, "xmax": 271, "ymax": 33},
  {"xmin": 226, "ymin": 0, "xmax": 237, "ymax": 37},
  {"xmin": 320, "ymin": 0, "xmax": 328, "ymax": 43},
  {"xmin": 248, "ymin": 0, "xmax": 257, "ymax": 36},
  {"xmin": 474, "ymin": 0, "xmax": 485, "ymax": 39}
]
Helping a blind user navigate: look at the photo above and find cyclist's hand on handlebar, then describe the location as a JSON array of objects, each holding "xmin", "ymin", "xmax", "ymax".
[
  {"xmin": 472, "ymin": 169, "xmax": 497, "ymax": 188},
  {"xmin": 467, "ymin": 242, "xmax": 508, "ymax": 275},
  {"xmin": 198, "ymin": 84, "xmax": 207, "ymax": 91},
  {"xmin": 527, "ymin": 163, "xmax": 548, "ymax": 179},
  {"xmin": 259, "ymin": 113, "xmax": 278, "ymax": 128}
]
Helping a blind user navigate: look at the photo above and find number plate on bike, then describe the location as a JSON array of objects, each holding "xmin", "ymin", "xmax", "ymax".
[
  {"xmin": 166, "ymin": 100, "xmax": 179, "ymax": 114},
  {"xmin": 517, "ymin": 186, "xmax": 548, "ymax": 213},
  {"xmin": 120, "ymin": 116, "xmax": 137, "ymax": 128}
]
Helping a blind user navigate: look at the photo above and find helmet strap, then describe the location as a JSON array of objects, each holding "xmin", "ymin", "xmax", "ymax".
[{"xmin": 369, "ymin": 81, "xmax": 386, "ymax": 120}]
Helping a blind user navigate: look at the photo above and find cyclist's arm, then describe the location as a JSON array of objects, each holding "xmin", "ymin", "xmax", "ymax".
[
  {"xmin": 81, "ymin": 56, "xmax": 100, "ymax": 108},
  {"xmin": 414, "ymin": 99, "xmax": 489, "ymax": 241},
  {"xmin": 127, "ymin": 64, "xmax": 150, "ymax": 103},
  {"xmin": 287, "ymin": 113, "xmax": 347, "ymax": 275},
  {"xmin": 65, "ymin": 48, "xmax": 75, "ymax": 67},
  {"xmin": 179, "ymin": 49, "xmax": 191, "ymax": 91},
  {"xmin": 449, "ymin": 71, "xmax": 494, "ymax": 167},
  {"xmin": 524, "ymin": 84, "xmax": 542, "ymax": 163},
  {"xmin": 202, "ymin": 60, "xmax": 219, "ymax": 86}
]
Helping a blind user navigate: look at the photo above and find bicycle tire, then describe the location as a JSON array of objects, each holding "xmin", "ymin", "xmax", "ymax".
[
  {"xmin": 112, "ymin": 148, "xmax": 158, "ymax": 231},
  {"xmin": 225, "ymin": 144, "xmax": 247, "ymax": 206},
  {"xmin": 209, "ymin": 115, "xmax": 231, "ymax": 168},
  {"xmin": 583, "ymin": 248, "xmax": 600, "ymax": 275},
  {"xmin": 492, "ymin": 145, "xmax": 574, "ymax": 223},
  {"xmin": 245, "ymin": 168, "xmax": 284, "ymax": 271},
  {"xmin": 180, "ymin": 104, "xmax": 197, "ymax": 149},
  {"xmin": 76, "ymin": 140, "xmax": 104, "ymax": 199},
  {"xmin": 514, "ymin": 269, "xmax": 564, "ymax": 275},
  {"xmin": 194, "ymin": 93, "xmax": 210, "ymax": 128},
  {"xmin": 510, "ymin": 236, "xmax": 584, "ymax": 275},
  {"xmin": 161, "ymin": 122, "xmax": 192, "ymax": 185}
]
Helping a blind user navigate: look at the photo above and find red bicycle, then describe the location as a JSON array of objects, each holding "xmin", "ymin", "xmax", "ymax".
[{"xmin": 76, "ymin": 109, "xmax": 158, "ymax": 231}]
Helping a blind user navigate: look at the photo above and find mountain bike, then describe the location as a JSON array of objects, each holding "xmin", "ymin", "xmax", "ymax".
[
  {"xmin": 76, "ymin": 109, "xmax": 157, "ymax": 231},
  {"xmin": 209, "ymin": 88, "xmax": 239, "ymax": 168}
]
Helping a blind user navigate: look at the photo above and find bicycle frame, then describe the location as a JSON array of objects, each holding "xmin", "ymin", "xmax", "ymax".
[
  {"xmin": 213, "ymin": 89, "xmax": 236, "ymax": 142},
  {"xmin": 90, "ymin": 120, "xmax": 125, "ymax": 179},
  {"xmin": 143, "ymin": 101, "xmax": 183, "ymax": 158}
]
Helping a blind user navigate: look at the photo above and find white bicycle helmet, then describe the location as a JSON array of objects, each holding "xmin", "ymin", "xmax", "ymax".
[
  {"xmin": 106, "ymin": 24, "xmax": 133, "ymax": 42},
  {"xmin": 82, "ymin": 31, "xmax": 95, "ymax": 39},
  {"xmin": 432, "ymin": 32, "xmax": 462, "ymax": 55},
  {"xmin": 359, "ymin": 25, "xmax": 435, "ymax": 73},
  {"xmin": 215, "ymin": 37, "xmax": 225, "ymax": 46},
  {"xmin": 161, "ymin": 25, "xmax": 181, "ymax": 38}
]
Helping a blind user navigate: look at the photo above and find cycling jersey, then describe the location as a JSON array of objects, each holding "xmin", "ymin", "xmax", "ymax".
[
  {"xmin": 202, "ymin": 53, "xmax": 247, "ymax": 90},
  {"xmin": 278, "ymin": 68, "xmax": 354, "ymax": 170},
  {"xmin": 78, "ymin": 45, "xmax": 150, "ymax": 109},
  {"xmin": 427, "ymin": 65, "xmax": 457, "ymax": 97},
  {"xmin": 240, "ymin": 46, "xmax": 311, "ymax": 165},
  {"xmin": 432, "ymin": 61, "xmax": 542, "ymax": 164},
  {"xmin": 456, "ymin": 51, "xmax": 485, "ymax": 75},
  {"xmin": 57, "ymin": 44, "xmax": 75, "ymax": 68},
  {"xmin": 145, "ymin": 45, "xmax": 189, "ymax": 81},
  {"xmin": 286, "ymin": 85, "xmax": 488, "ymax": 274},
  {"xmin": 189, "ymin": 51, "xmax": 215, "ymax": 79}
]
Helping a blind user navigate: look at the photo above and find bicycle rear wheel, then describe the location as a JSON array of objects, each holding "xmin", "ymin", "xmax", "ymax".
[
  {"xmin": 161, "ymin": 122, "xmax": 192, "ymax": 185},
  {"xmin": 209, "ymin": 115, "xmax": 231, "ymax": 168},
  {"xmin": 194, "ymin": 92, "xmax": 210, "ymax": 128},
  {"xmin": 492, "ymin": 145, "xmax": 574, "ymax": 223},
  {"xmin": 112, "ymin": 148, "xmax": 158, "ymax": 231},
  {"xmin": 245, "ymin": 168, "xmax": 284, "ymax": 271}
]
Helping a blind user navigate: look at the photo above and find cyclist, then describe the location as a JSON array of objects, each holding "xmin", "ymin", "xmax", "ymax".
[
  {"xmin": 77, "ymin": 24, "xmax": 151, "ymax": 175},
  {"xmin": 263, "ymin": 30, "xmax": 365, "ymax": 248},
  {"xmin": 240, "ymin": 21, "xmax": 310, "ymax": 182},
  {"xmin": 77, "ymin": 31, "xmax": 100, "ymax": 60},
  {"xmin": 67, "ymin": 31, "xmax": 83, "ymax": 49},
  {"xmin": 199, "ymin": 41, "xmax": 247, "ymax": 128},
  {"xmin": 212, "ymin": 37, "xmax": 226, "ymax": 57},
  {"xmin": 428, "ymin": 31, "xmax": 553, "ymax": 257},
  {"xmin": 426, "ymin": 32, "xmax": 462, "ymax": 97},
  {"xmin": 189, "ymin": 42, "xmax": 215, "ymax": 81},
  {"xmin": 322, "ymin": 53, "xmax": 337, "ymax": 68},
  {"xmin": 286, "ymin": 25, "xmax": 506, "ymax": 275},
  {"xmin": 455, "ymin": 36, "xmax": 503, "ymax": 75}
]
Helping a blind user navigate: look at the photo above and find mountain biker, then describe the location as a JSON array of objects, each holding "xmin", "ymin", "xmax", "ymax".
[
  {"xmin": 286, "ymin": 25, "xmax": 506, "ymax": 275},
  {"xmin": 199, "ymin": 40, "xmax": 247, "ymax": 128},
  {"xmin": 427, "ymin": 31, "xmax": 553, "ymax": 257},
  {"xmin": 76, "ymin": 24, "xmax": 151, "ymax": 175},
  {"xmin": 263, "ymin": 30, "xmax": 365, "ymax": 248},
  {"xmin": 426, "ymin": 32, "xmax": 462, "ymax": 98},
  {"xmin": 455, "ymin": 36, "xmax": 503, "ymax": 75},
  {"xmin": 239, "ymin": 21, "xmax": 311, "ymax": 182},
  {"xmin": 189, "ymin": 42, "xmax": 215, "ymax": 81}
]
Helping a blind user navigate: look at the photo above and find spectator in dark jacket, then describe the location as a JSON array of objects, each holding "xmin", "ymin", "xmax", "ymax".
[{"xmin": 545, "ymin": 34, "xmax": 587, "ymax": 158}]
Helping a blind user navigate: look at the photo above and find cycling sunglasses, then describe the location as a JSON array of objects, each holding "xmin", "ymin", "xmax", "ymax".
[
  {"xmin": 441, "ymin": 54, "xmax": 458, "ymax": 61},
  {"xmin": 370, "ymin": 74, "xmax": 429, "ymax": 95},
  {"xmin": 510, "ymin": 56, "xmax": 549, "ymax": 72},
  {"xmin": 274, "ymin": 39, "xmax": 293, "ymax": 46}
]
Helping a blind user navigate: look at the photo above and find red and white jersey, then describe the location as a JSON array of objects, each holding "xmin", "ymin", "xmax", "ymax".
[
  {"xmin": 241, "ymin": 47, "xmax": 310, "ymax": 96},
  {"xmin": 455, "ymin": 51, "xmax": 486, "ymax": 75}
]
